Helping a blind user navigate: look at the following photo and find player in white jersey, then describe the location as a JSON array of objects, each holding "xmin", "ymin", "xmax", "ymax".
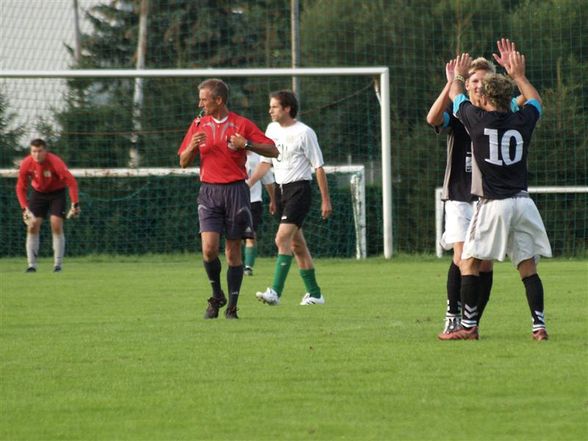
[
  {"xmin": 440, "ymin": 50, "xmax": 552, "ymax": 341},
  {"xmin": 244, "ymin": 151, "xmax": 275, "ymax": 276},
  {"xmin": 249, "ymin": 90, "xmax": 332, "ymax": 306}
]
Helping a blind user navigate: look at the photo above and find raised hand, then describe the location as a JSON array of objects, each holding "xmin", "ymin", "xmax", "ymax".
[
  {"xmin": 505, "ymin": 51, "xmax": 526, "ymax": 80},
  {"xmin": 493, "ymin": 38, "xmax": 517, "ymax": 69},
  {"xmin": 454, "ymin": 53, "xmax": 472, "ymax": 77},
  {"xmin": 446, "ymin": 59, "xmax": 457, "ymax": 82}
]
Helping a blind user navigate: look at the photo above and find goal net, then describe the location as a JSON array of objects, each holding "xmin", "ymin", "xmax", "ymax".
[
  {"xmin": 0, "ymin": 165, "xmax": 365, "ymax": 259},
  {"xmin": 0, "ymin": 71, "xmax": 379, "ymax": 258}
]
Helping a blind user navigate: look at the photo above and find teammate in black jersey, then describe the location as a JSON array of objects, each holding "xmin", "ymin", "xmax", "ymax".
[
  {"xmin": 439, "ymin": 50, "xmax": 552, "ymax": 341},
  {"xmin": 427, "ymin": 57, "xmax": 498, "ymax": 336}
]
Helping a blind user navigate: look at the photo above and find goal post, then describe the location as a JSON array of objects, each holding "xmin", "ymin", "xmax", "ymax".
[
  {"xmin": 0, "ymin": 67, "xmax": 393, "ymax": 258},
  {"xmin": 435, "ymin": 186, "xmax": 588, "ymax": 257}
]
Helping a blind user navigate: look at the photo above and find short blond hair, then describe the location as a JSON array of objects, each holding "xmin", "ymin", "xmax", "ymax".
[
  {"xmin": 482, "ymin": 73, "xmax": 514, "ymax": 111},
  {"xmin": 469, "ymin": 57, "xmax": 496, "ymax": 75}
]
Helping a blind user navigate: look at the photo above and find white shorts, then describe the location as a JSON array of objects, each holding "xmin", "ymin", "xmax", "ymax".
[
  {"xmin": 440, "ymin": 200, "xmax": 474, "ymax": 250},
  {"xmin": 462, "ymin": 196, "xmax": 552, "ymax": 267}
]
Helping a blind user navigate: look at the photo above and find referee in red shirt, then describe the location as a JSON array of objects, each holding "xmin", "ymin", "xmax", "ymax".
[
  {"xmin": 178, "ymin": 79, "xmax": 278, "ymax": 319},
  {"xmin": 16, "ymin": 139, "xmax": 80, "ymax": 273}
]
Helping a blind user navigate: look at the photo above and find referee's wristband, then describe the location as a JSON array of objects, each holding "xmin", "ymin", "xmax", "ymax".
[
  {"xmin": 244, "ymin": 140, "xmax": 253, "ymax": 150},
  {"xmin": 454, "ymin": 74, "xmax": 465, "ymax": 83}
]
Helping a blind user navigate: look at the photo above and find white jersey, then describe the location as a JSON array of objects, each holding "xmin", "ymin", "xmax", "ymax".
[
  {"xmin": 246, "ymin": 151, "xmax": 274, "ymax": 203},
  {"xmin": 262, "ymin": 120, "xmax": 324, "ymax": 184}
]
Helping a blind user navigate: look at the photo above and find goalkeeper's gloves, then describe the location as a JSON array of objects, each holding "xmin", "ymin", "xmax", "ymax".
[
  {"xmin": 67, "ymin": 203, "xmax": 81, "ymax": 219},
  {"xmin": 22, "ymin": 208, "xmax": 36, "ymax": 226}
]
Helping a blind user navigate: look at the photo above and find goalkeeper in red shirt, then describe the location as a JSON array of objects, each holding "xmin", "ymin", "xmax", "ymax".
[{"xmin": 16, "ymin": 139, "xmax": 80, "ymax": 273}]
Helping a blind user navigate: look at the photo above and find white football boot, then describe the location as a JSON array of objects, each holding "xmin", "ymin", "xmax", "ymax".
[
  {"xmin": 256, "ymin": 287, "xmax": 280, "ymax": 305},
  {"xmin": 300, "ymin": 293, "xmax": 325, "ymax": 305}
]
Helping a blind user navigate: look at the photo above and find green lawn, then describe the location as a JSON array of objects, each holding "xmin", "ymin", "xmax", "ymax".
[{"xmin": 1, "ymin": 255, "xmax": 586, "ymax": 440}]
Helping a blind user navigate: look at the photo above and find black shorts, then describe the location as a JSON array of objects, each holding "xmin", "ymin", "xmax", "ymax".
[
  {"xmin": 28, "ymin": 188, "xmax": 67, "ymax": 219},
  {"xmin": 251, "ymin": 201, "xmax": 263, "ymax": 233},
  {"xmin": 197, "ymin": 181, "xmax": 254, "ymax": 240},
  {"xmin": 275, "ymin": 180, "xmax": 312, "ymax": 228}
]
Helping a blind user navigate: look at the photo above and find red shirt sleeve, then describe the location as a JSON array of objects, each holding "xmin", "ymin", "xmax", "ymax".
[{"xmin": 16, "ymin": 157, "xmax": 32, "ymax": 209}]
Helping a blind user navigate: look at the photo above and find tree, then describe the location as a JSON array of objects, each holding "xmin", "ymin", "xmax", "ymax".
[
  {"xmin": 0, "ymin": 91, "xmax": 25, "ymax": 168},
  {"xmin": 45, "ymin": 0, "xmax": 291, "ymax": 167}
]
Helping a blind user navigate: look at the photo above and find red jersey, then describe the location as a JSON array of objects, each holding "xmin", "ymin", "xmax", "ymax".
[
  {"xmin": 177, "ymin": 111, "xmax": 274, "ymax": 184},
  {"xmin": 16, "ymin": 152, "xmax": 79, "ymax": 209}
]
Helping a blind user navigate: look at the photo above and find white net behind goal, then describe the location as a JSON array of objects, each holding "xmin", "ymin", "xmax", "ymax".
[{"xmin": 0, "ymin": 166, "xmax": 366, "ymax": 259}]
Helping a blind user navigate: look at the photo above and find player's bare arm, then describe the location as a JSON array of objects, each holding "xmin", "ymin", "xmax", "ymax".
[
  {"xmin": 505, "ymin": 51, "xmax": 542, "ymax": 105},
  {"xmin": 247, "ymin": 161, "xmax": 272, "ymax": 188},
  {"xmin": 229, "ymin": 133, "xmax": 278, "ymax": 158},
  {"xmin": 449, "ymin": 53, "xmax": 472, "ymax": 101},
  {"xmin": 426, "ymin": 59, "xmax": 457, "ymax": 127},
  {"xmin": 315, "ymin": 167, "xmax": 332, "ymax": 220},
  {"xmin": 264, "ymin": 182, "xmax": 276, "ymax": 215}
]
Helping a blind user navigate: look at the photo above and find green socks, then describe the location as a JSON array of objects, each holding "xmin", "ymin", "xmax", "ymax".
[
  {"xmin": 272, "ymin": 254, "xmax": 293, "ymax": 296},
  {"xmin": 300, "ymin": 268, "xmax": 321, "ymax": 298},
  {"xmin": 244, "ymin": 245, "xmax": 257, "ymax": 268},
  {"xmin": 271, "ymin": 256, "xmax": 321, "ymax": 299}
]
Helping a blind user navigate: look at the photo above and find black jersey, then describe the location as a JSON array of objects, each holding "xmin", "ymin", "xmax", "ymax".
[
  {"xmin": 434, "ymin": 106, "xmax": 475, "ymax": 202},
  {"xmin": 454, "ymin": 95, "xmax": 541, "ymax": 199}
]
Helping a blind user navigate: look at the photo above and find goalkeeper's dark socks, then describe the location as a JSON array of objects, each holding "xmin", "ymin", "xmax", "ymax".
[
  {"xmin": 300, "ymin": 268, "xmax": 321, "ymax": 298},
  {"xmin": 227, "ymin": 265, "xmax": 244, "ymax": 308},
  {"xmin": 203, "ymin": 257, "xmax": 223, "ymax": 298},
  {"xmin": 523, "ymin": 273, "xmax": 546, "ymax": 331},
  {"xmin": 446, "ymin": 261, "xmax": 462, "ymax": 315},
  {"xmin": 460, "ymin": 275, "xmax": 480, "ymax": 328},
  {"xmin": 272, "ymin": 254, "xmax": 293, "ymax": 297},
  {"xmin": 244, "ymin": 246, "xmax": 257, "ymax": 269},
  {"xmin": 477, "ymin": 270, "xmax": 493, "ymax": 325}
]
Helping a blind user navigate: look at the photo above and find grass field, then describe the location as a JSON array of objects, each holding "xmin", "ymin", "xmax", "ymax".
[{"xmin": 1, "ymin": 255, "xmax": 587, "ymax": 440}]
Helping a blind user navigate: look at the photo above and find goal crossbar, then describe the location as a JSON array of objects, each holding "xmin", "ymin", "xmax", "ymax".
[{"xmin": 0, "ymin": 67, "xmax": 392, "ymax": 258}]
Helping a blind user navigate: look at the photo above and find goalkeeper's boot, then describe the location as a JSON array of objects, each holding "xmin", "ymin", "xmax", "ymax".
[
  {"xmin": 256, "ymin": 288, "xmax": 280, "ymax": 305},
  {"xmin": 438, "ymin": 326, "xmax": 479, "ymax": 341},
  {"xmin": 225, "ymin": 306, "xmax": 239, "ymax": 319},
  {"xmin": 53, "ymin": 266, "xmax": 62, "ymax": 273},
  {"xmin": 25, "ymin": 267, "xmax": 37, "ymax": 273},
  {"xmin": 300, "ymin": 293, "xmax": 325, "ymax": 305},
  {"xmin": 532, "ymin": 328, "xmax": 549, "ymax": 341},
  {"xmin": 438, "ymin": 314, "xmax": 461, "ymax": 337},
  {"xmin": 204, "ymin": 292, "xmax": 227, "ymax": 319},
  {"xmin": 244, "ymin": 266, "xmax": 254, "ymax": 276}
]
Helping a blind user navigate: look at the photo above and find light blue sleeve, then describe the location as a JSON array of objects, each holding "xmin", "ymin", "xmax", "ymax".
[
  {"xmin": 525, "ymin": 99, "xmax": 543, "ymax": 117},
  {"xmin": 452, "ymin": 94, "xmax": 469, "ymax": 115},
  {"xmin": 510, "ymin": 98, "xmax": 519, "ymax": 112},
  {"xmin": 442, "ymin": 112, "xmax": 450, "ymax": 128}
]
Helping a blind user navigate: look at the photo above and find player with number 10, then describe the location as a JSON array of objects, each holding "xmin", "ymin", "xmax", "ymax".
[{"xmin": 440, "ymin": 50, "xmax": 552, "ymax": 340}]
